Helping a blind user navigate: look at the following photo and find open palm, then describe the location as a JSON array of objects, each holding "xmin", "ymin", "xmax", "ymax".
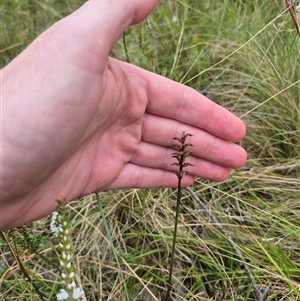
[{"xmin": 1, "ymin": 0, "xmax": 246, "ymax": 229}]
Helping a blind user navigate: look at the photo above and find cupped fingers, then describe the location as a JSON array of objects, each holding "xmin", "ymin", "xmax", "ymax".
[{"xmin": 130, "ymin": 141, "xmax": 231, "ymax": 182}]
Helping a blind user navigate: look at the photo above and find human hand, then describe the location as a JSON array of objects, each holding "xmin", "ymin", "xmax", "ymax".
[{"xmin": 1, "ymin": 0, "xmax": 246, "ymax": 229}]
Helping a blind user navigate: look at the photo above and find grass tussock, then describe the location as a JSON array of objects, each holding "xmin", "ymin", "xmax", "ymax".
[{"xmin": 1, "ymin": 0, "xmax": 300, "ymax": 300}]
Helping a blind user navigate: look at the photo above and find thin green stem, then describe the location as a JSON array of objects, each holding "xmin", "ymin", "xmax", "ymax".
[
  {"xmin": 122, "ymin": 31, "xmax": 130, "ymax": 63},
  {"xmin": 165, "ymin": 177, "xmax": 182, "ymax": 301}
]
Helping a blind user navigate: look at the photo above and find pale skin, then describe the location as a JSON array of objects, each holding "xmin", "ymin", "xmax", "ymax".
[{"xmin": 1, "ymin": 0, "xmax": 247, "ymax": 230}]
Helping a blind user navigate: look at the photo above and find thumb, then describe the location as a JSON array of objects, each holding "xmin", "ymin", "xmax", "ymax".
[{"xmin": 56, "ymin": 0, "xmax": 159, "ymax": 56}]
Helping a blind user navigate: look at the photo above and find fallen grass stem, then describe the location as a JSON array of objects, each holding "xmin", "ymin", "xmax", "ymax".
[{"xmin": 186, "ymin": 186, "xmax": 271, "ymax": 301}]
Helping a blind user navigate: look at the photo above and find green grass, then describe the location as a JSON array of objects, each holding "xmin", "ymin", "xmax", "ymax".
[{"xmin": 1, "ymin": 0, "xmax": 300, "ymax": 300}]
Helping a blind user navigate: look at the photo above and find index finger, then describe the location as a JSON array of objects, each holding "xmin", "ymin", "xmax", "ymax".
[{"xmin": 142, "ymin": 69, "xmax": 246, "ymax": 142}]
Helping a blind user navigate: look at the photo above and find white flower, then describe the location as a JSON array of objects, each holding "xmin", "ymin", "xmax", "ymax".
[
  {"xmin": 56, "ymin": 286, "xmax": 83, "ymax": 300},
  {"xmin": 72, "ymin": 287, "xmax": 83, "ymax": 299},
  {"xmin": 56, "ymin": 289, "xmax": 68, "ymax": 300},
  {"xmin": 172, "ymin": 15, "xmax": 178, "ymax": 22},
  {"xmin": 70, "ymin": 281, "xmax": 76, "ymax": 288}
]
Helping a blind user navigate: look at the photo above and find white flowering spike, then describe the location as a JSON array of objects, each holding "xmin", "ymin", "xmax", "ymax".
[{"xmin": 54, "ymin": 198, "xmax": 84, "ymax": 300}]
